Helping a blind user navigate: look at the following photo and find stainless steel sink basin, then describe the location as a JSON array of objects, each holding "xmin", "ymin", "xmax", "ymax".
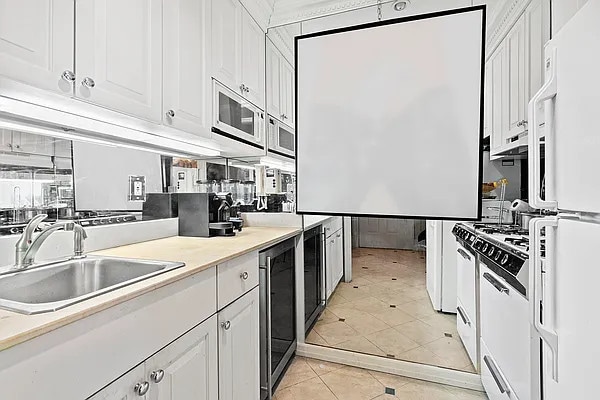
[{"xmin": 0, "ymin": 256, "xmax": 185, "ymax": 314}]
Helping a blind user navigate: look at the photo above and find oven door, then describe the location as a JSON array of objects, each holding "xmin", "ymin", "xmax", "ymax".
[
  {"xmin": 213, "ymin": 80, "xmax": 264, "ymax": 148},
  {"xmin": 268, "ymin": 117, "xmax": 295, "ymax": 159}
]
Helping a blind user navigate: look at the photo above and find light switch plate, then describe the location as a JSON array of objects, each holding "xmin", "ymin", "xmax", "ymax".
[{"xmin": 128, "ymin": 175, "xmax": 146, "ymax": 201}]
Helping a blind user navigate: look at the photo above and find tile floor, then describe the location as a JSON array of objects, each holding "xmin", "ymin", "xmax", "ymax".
[
  {"xmin": 274, "ymin": 356, "xmax": 488, "ymax": 400},
  {"xmin": 306, "ymin": 248, "xmax": 476, "ymax": 373}
]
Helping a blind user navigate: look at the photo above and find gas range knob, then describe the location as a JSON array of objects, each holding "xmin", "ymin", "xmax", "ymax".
[
  {"xmin": 92, "ymin": 220, "xmax": 100, "ymax": 225},
  {"xmin": 501, "ymin": 254, "xmax": 509, "ymax": 265},
  {"xmin": 115, "ymin": 217, "xmax": 122, "ymax": 223},
  {"xmin": 494, "ymin": 252, "xmax": 502, "ymax": 261},
  {"xmin": 488, "ymin": 247, "xmax": 494, "ymax": 256},
  {"xmin": 482, "ymin": 243, "xmax": 489, "ymax": 252}
]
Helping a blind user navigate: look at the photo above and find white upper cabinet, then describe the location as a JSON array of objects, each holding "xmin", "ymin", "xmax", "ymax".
[
  {"xmin": 163, "ymin": 0, "xmax": 212, "ymax": 138},
  {"xmin": 266, "ymin": 40, "xmax": 294, "ymax": 128},
  {"xmin": 75, "ymin": 0, "xmax": 163, "ymax": 122},
  {"xmin": 266, "ymin": 42, "xmax": 282, "ymax": 118},
  {"xmin": 525, "ymin": 0, "xmax": 551, "ymax": 105},
  {"xmin": 212, "ymin": 0, "xmax": 241, "ymax": 92},
  {"xmin": 491, "ymin": 44, "xmax": 508, "ymax": 153},
  {"xmin": 146, "ymin": 316, "xmax": 218, "ymax": 400},
  {"xmin": 506, "ymin": 15, "xmax": 527, "ymax": 140},
  {"xmin": 241, "ymin": 11, "xmax": 265, "ymax": 107},
  {"xmin": 279, "ymin": 59, "xmax": 295, "ymax": 128},
  {"xmin": 211, "ymin": 0, "xmax": 265, "ymax": 108},
  {"xmin": 484, "ymin": 62, "xmax": 493, "ymax": 139},
  {"xmin": 218, "ymin": 287, "xmax": 260, "ymax": 400},
  {"xmin": 0, "ymin": 0, "xmax": 74, "ymax": 95}
]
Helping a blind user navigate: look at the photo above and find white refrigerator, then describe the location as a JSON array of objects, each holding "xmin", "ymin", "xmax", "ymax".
[{"xmin": 528, "ymin": 1, "xmax": 600, "ymax": 398}]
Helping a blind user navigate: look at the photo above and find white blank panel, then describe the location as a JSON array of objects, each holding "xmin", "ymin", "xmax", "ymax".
[
  {"xmin": 73, "ymin": 142, "xmax": 162, "ymax": 211},
  {"xmin": 296, "ymin": 8, "xmax": 484, "ymax": 219}
]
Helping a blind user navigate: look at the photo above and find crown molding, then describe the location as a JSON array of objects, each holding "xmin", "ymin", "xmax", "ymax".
[
  {"xmin": 240, "ymin": 0, "xmax": 275, "ymax": 31},
  {"xmin": 485, "ymin": 0, "xmax": 532, "ymax": 58},
  {"xmin": 267, "ymin": 25, "xmax": 297, "ymax": 64},
  {"xmin": 270, "ymin": 0, "xmax": 387, "ymax": 27}
]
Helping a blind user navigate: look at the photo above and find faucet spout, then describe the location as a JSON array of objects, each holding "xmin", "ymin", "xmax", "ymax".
[{"xmin": 14, "ymin": 220, "xmax": 88, "ymax": 269}]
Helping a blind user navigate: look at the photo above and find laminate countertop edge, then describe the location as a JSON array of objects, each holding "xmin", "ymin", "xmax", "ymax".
[{"xmin": 0, "ymin": 227, "xmax": 301, "ymax": 352}]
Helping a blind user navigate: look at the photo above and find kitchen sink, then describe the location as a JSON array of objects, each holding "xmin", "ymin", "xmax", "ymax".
[{"xmin": 0, "ymin": 256, "xmax": 185, "ymax": 314}]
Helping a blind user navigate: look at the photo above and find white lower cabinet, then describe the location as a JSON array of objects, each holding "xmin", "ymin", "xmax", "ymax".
[
  {"xmin": 326, "ymin": 228, "xmax": 344, "ymax": 299},
  {"xmin": 88, "ymin": 364, "xmax": 147, "ymax": 400},
  {"xmin": 481, "ymin": 340, "xmax": 518, "ymax": 400},
  {"xmin": 146, "ymin": 315, "xmax": 218, "ymax": 400},
  {"xmin": 89, "ymin": 315, "xmax": 218, "ymax": 400},
  {"xmin": 218, "ymin": 287, "xmax": 260, "ymax": 400}
]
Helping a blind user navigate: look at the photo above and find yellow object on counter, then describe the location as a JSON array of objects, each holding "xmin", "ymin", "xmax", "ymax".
[{"xmin": 482, "ymin": 178, "xmax": 509, "ymax": 193}]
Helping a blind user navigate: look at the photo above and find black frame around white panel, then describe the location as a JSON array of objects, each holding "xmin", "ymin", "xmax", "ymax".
[{"xmin": 294, "ymin": 5, "xmax": 486, "ymax": 221}]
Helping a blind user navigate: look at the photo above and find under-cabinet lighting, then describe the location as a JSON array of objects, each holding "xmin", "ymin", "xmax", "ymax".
[
  {"xmin": 259, "ymin": 156, "xmax": 295, "ymax": 173},
  {"xmin": 0, "ymin": 120, "xmax": 221, "ymax": 158}
]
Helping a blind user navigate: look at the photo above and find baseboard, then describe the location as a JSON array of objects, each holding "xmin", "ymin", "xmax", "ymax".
[{"xmin": 296, "ymin": 343, "xmax": 484, "ymax": 392}]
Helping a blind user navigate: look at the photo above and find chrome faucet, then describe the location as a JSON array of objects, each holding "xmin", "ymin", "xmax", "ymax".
[{"xmin": 14, "ymin": 214, "xmax": 88, "ymax": 269}]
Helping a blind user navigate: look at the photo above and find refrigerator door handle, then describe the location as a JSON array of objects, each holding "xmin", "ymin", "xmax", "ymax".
[
  {"xmin": 531, "ymin": 217, "xmax": 560, "ymax": 382},
  {"xmin": 528, "ymin": 47, "xmax": 558, "ymax": 211}
]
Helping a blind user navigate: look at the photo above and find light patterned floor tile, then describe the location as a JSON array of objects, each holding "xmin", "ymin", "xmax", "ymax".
[
  {"xmin": 319, "ymin": 366, "xmax": 386, "ymax": 400},
  {"xmin": 305, "ymin": 248, "xmax": 476, "ymax": 373},
  {"xmin": 275, "ymin": 377, "xmax": 337, "ymax": 400},
  {"xmin": 276, "ymin": 357, "xmax": 318, "ymax": 390},
  {"xmin": 305, "ymin": 358, "xmax": 345, "ymax": 376}
]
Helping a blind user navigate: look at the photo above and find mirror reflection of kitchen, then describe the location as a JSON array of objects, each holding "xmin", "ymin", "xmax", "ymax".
[{"xmin": 305, "ymin": 217, "xmax": 477, "ymax": 373}]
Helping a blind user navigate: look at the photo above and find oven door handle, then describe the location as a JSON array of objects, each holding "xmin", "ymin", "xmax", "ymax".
[
  {"xmin": 483, "ymin": 272, "xmax": 509, "ymax": 295},
  {"xmin": 457, "ymin": 248, "xmax": 472, "ymax": 261},
  {"xmin": 483, "ymin": 355, "xmax": 511, "ymax": 394},
  {"xmin": 456, "ymin": 306, "xmax": 471, "ymax": 327}
]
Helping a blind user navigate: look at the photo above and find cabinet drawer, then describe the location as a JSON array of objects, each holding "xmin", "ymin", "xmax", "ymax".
[
  {"xmin": 456, "ymin": 299, "xmax": 478, "ymax": 369},
  {"xmin": 481, "ymin": 340, "xmax": 519, "ymax": 400},
  {"xmin": 217, "ymin": 251, "xmax": 259, "ymax": 310},
  {"xmin": 324, "ymin": 217, "xmax": 343, "ymax": 237}
]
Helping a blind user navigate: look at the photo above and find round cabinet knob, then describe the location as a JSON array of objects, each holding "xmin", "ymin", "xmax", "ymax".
[
  {"xmin": 61, "ymin": 70, "xmax": 76, "ymax": 83},
  {"xmin": 240, "ymin": 271, "xmax": 249, "ymax": 280},
  {"xmin": 150, "ymin": 369, "xmax": 165, "ymax": 384},
  {"xmin": 134, "ymin": 382, "xmax": 150, "ymax": 396},
  {"xmin": 166, "ymin": 109, "xmax": 175, "ymax": 118},
  {"xmin": 221, "ymin": 320, "xmax": 231, "ymax": 330},
  {"xmin": 81, "ymin": 77, "xmax": 95, "ymax": 88}
]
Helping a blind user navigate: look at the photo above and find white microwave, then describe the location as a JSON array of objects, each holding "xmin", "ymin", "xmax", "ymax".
[
  {"xmin": 268, "ymin": 116, "xmax": 295, "ymax": 159},
  {"xmin": 212, "ymin": 80, "xmax": 264, "ymax": 148}
]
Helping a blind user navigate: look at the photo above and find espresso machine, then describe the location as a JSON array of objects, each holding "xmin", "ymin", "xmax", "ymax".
[{"xmin": 178, "ymin": 193, "xmax": 243, "ymax": 237}]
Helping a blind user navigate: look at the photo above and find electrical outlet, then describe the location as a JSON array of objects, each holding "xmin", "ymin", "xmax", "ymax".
[{"xmin": 128, "ymin": 175, "xmax": 146, "ymax": 201}]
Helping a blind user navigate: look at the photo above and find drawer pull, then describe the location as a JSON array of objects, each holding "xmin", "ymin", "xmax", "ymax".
[
  {"xmin": 240, "ymin": 271, "xmax": 249, "ymax": 280},
  {"xmin": 221, "ymin": 320, "xmax": 231, "ymax": 330},
  {"xmin": 457, "ymin": 306, "xmax": 471, "ymax": 326},
  {"xmin": 150, "ymin": 369, "xmax": 165, "ymax": 384},
  {"xmin": 457, "ymin": 248, "xmax": 472, "ymax": 261},
  {"xmin": 483, "ymin": 355, "xmax": 510, "ymax": 394},
  {"xmin": 483, "ymin": 272, "xmax": 509, "ymax": 294},
  {"xmin": 134, "ymin": 382, "xmax": 150, "ymax": 396}
]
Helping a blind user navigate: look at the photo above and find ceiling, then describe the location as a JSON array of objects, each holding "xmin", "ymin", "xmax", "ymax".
[{"xmin": 266, "ymin": 0, "xmax": 503, "ymax": 27}]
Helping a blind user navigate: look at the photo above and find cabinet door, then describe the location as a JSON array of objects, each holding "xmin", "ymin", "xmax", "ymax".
[
  {"xmin": 75, "ymin": 0, "xmax": 163, "ymax": 122},
  {"xmin": 0, "ymin": 0, "xmax": 74, "ymax": 95},
  {"xmin": 491, "ymin": 44, "xmax": 508, "ymax": 153},
  {"xmin": 12, "ymin": 132, "xmax": 54, "ymax": 155},
  {"xmin": 212, "ymin": 0, "xmax": 241, "ymax": 93},
  {"xmin": 280, "ymin": 59, "xmax": 295, "ymax": 128},
  {"xmin": 333, "ymin": 232, "xmax": 344, "ymax": 285},
  {"xmin": 87, "ymin": 364, "xmax": 147, "ymax": 400},
  {"xmin": 525, "ymin": 0, "xmax": 551, "ymax": 102},
  {"xmin": 484, "ymin": 62, "xmax": 493, "ymax": 139},
  {"xmin": 241, "ymin": 11, "xmax": 265, "ymax": 107},
  {"xmin": 0, "ymin": 130, "xmax": 12, "ymax": 152},
  {"xmin": 146, "ymin": 315, "xmax": 218, "ymax": 400},
  {"xmin": 163, "ymin": 0, "xmax": 212, "ymax": 137},
  {"xmin": 266, "ymin": 41, "xmax": 282, "ymax": 118},
  {"xmin": 325, "ymin": 236, "xmax": 335, "ymax": 299},
  {"xmin": 218, "ymin": 287, "xmax": 260, "ymax": 400},
  {"xmin": 506, "ymin": 15, "xmax": 527, "ymax": 140}
]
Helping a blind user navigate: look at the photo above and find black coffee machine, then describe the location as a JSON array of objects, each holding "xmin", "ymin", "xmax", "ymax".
[{"xmin": 178, "ymin": 193, "xmax": 243, "ymax": 237}]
